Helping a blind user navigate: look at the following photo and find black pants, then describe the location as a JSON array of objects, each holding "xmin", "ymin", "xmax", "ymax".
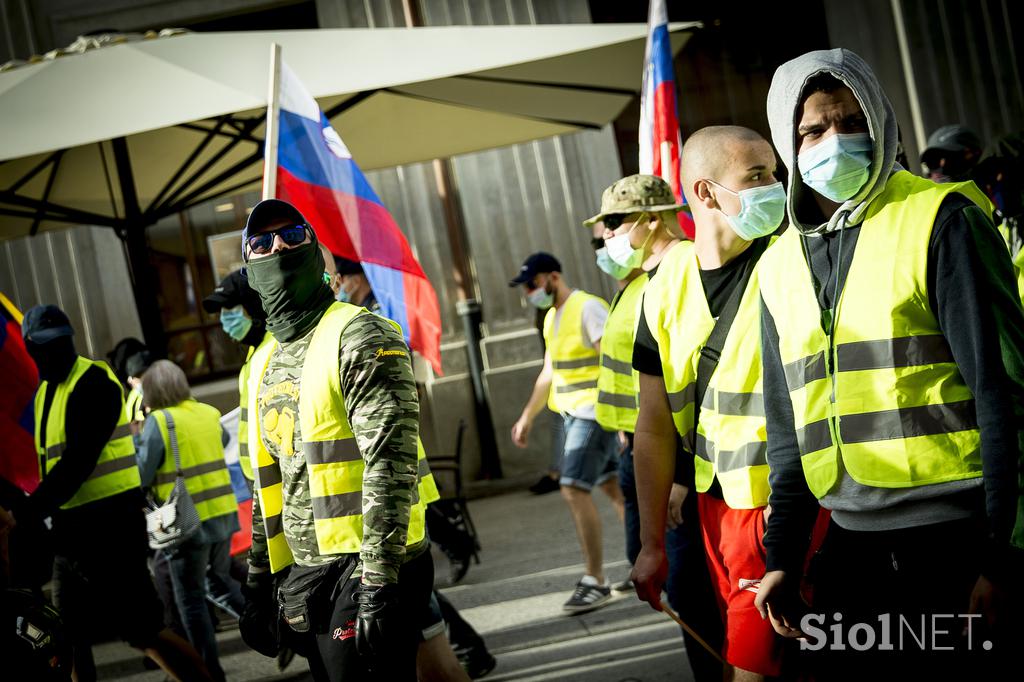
[
  {"xmin": 288, "ymin": 549, "xmax": 434, "ymax": 682},
  {"xmin": 803, "ymin": 517, "xmax": 997, "ymax": 681}
]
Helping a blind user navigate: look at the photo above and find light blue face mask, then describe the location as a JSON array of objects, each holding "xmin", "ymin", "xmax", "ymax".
[
  {"xmin": 595, "ymin": 246, "xmax": 634, "ymax": 280},
  {"xmin": 220, "ymin": 306, "xmax": 253, "ymax": 341},
  {"xmin": 526, "ymin": 281, "xmax": 554, "ymax": 309},
  {"xmin": 336, "ymin": 286, "xmax": 351, "ymax": 303},
  {"xmin": 798, "ymin": 132, "xmax": 873, "ymax": 202},
  {"xmin": 709, "ymin": 180, "xmax": 787, "ymax": 240}
]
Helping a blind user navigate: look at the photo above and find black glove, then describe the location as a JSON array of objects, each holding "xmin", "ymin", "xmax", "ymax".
[
  {"xmin": 354, "ymin": 582, "xmax": 401, "ymax": 662},
  {"xmin": 239, "ymin": 569, "xmax": 280, "ymax": 658}
]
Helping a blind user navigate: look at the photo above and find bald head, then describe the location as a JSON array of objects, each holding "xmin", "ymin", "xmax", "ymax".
[{"xmin": 681, "ymin": 126, "xmax": 772, "ymax": 205}]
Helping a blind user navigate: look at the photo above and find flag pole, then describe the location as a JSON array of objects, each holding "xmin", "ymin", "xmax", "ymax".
[{"xmin": 262, "ymin": 42, "xmax": 282, "ymax": 200}]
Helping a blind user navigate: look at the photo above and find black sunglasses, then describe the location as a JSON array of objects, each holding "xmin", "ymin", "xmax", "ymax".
[
  {"xmin": 603, "ymin": 214, "xmax": 626, "ymax": 230},
  {"xmin": 246, "ymin": 224, "xmax": 310, "ymax": 256}
]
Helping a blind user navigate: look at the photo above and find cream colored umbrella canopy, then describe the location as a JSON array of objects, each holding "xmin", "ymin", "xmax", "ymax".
[{"xmin": 0, "ymin": 22, "xmax": 697, "ymax": 239}]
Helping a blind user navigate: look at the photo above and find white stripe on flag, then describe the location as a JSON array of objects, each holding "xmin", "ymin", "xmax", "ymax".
[{"xmin": 279, "ymin": 62, "xmax": 321, "ymax": 122}]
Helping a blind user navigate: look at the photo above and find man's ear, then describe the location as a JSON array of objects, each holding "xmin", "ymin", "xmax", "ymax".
[{"xmin": 693, "ymin": 179, "xmax": 718, "ymax": 210}]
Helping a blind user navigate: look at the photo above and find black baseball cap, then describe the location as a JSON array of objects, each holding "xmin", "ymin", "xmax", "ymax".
[
  {"xmin": 22, "ymin": 304, "xmax": 75, "ymax": 344},
  {"xmin": 921, "ymin": 125, "xmax": 982, "ymax": 160},
  {"xmin": 509, "ymin": 252, "xmax": 561, "ymax": 287},
  {"xmin": 202, "ymin": 269, "xmax": 263, "ymax": 318},
  {"xmin": 125, "ymin": 350, "xmax": 155, "ymax": 379},
  {"xmin": 334, "ymin": 255, "xmax": 364, "ymax": 276},
  {"xmin": 242, "ymin": 199, "xmax": 311, "ymax": 250}
]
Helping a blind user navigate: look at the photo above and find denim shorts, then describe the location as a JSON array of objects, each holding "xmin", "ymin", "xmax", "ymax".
[{"xmin": 559, "ymin": 415, "xmax": 619, "ymax": 491}]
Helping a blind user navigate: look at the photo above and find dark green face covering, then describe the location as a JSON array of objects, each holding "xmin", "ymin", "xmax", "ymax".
[{"xmin": 246, "ymin": 240, "xmax": 335, "ymax": 342}]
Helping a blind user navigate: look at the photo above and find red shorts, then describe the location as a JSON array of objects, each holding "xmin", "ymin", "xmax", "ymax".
[{"xmin": 698, "ymin": 493, "xmax": 781, "ymax": 676}]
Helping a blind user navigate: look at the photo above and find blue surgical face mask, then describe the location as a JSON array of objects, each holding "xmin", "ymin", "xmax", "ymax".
[
  {"xmin": 336, "ymin": 287, "xmax": 351, "ymax": 303},
  {"xmin": 220, "ymin": 306, "xmax": 253, "ymax": 341},
  {"xmin": 526, "ymin": 278, "xmax": 554, "ymax": 309},
  {"xmin": 798, "ymin": 132, "xmax": 873, "ymax": 202},
  {"xmin": 605, "ymin": 215, "xmax": 652, "ymax": 268},
  {"xmin": 709, "ymin": 180, "xmax": 787, "ymax": 240},
  {"xmin": 595, "ymin": 246, "xmax": 634, "ymax": 280}
]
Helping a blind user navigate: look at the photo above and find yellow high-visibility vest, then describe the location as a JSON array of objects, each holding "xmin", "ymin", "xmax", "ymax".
[
  {"xmin": 237, "ymin": 333, "xmax": 272, "ymax": 481},
  {"xmin": 596, "ymin": 274, "xmax": 648, "ymax": 433},
  {"xmin": 151, "ymin": 400, "xmax": 237, "ymax": 523},
  {"xmin": 248, "ymin": 303, "xmax": 440, "ymax": 573},
  {"xmin": 759, "ymin": 171, "xmax": 988, "ymax": 498},
  {"xmin": 544, "ymin": 291, "xmax": 607, "ymax": 414},
  {"xmin": 644, "ymin": 240, "xmax": 770, "ymax": 509},
  {"xmin": 34, "ymin": 356, "xmax": 140, "ymax": 509},
  {"xmin": 125, "ymin": 387, "xmax": 145, "ymax": 423}
]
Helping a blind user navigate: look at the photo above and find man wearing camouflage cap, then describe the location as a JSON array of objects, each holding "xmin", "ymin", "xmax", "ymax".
[{"xmin": 587, "ymin": 175, "xmax": 725, "ymax": 680}]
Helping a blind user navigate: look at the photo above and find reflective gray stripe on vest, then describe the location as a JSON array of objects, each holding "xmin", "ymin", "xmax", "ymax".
[
  {"xmin": 87, "ymin": 453, "xmax": 138, "ymax": 480},
  {"xmin": 418, "ymin": 458, "xmax": 432, "ymax": 480},
  {"xmin": 555, "ymin": 380, "xmax": 598, "ymax": 394},
  {"xmin": 303, "ymin": 439, "xmax": 362, "ymax": 465},
  {"xmin": 240, "ymin": 408, "xmax": 248, "ymax": 421},
  {"xmin": 553, "ymin": 357, "xmax": 599, "ymax": 370},
  {"xmin": 155, "ymin": 459, "xmax": 229, "ymax": 486},
  {"xmin": 705, "ymin": 389, "xmax": 764, "ymax": 417},
  {"xmin": 311, "ymin": 490, "xmax": 363, "ymax": 519},
  {"xmin": 697, "ymin": 434, "xmax": 767, "ymax": 471},
  {"xmin": 667, "ymin": 382, "xmax": 695, "ymax": 413},
  {"xmin": 597, "ymin": 391, "xmax": 636, "ymax": 410},
  {"xmin": 265, "ymin": 512, "xmax": 284, "ymax": 537},
  {"xmin": 836, "ymin": 335, "xmax": 954, "ymax": 372},
  {"xmin": 258, "ymin": 463, "xmax": 283, "ymax": 488},
  {"xmin": 796, "ymin": 418, "xmax": 833, "ymax": 455},
  {"xmin": 191, "ymin": 484, "xmax": 236, "ymax": 504},
  {"xmin": 839, "ymin": 399, "xmax": 977, "ymax": 444},
  {"xmin": 600, "ymin": 355, "xmax": 633, "ymax": 376},
  {"xmin": 783, "ymin": 352, "xmax": 828, "ymax": 392},
  {"xmin": 110, "ymin": 423, "xmax": 133, "ymax": 440},
  {"xmin": 47, "ymin": 423, "xmax": 133, "ymax": 462}
]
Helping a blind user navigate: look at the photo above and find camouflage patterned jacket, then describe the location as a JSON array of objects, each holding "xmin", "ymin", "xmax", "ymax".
[{"xmin": 248, "ymin": 311, "xmax": 425, "ymax": 585}]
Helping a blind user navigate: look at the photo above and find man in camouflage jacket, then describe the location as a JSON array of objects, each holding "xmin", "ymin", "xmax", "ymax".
[{"xmin": 240, "ymin": 199, "xmax": 432, "ymax": 682}]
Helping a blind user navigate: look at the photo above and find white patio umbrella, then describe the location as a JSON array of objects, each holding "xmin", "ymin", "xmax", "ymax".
[{"xmin": 0, "ymin": 23, "xmax": 697, "ymax": 240}]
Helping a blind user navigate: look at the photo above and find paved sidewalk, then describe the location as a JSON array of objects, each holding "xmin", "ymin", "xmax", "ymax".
[{"xmin": 90, "ymin": 486, "xmax": 696, "ymax": 680}]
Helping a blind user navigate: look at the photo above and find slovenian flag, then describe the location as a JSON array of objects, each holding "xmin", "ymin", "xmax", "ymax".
[
  {"xmin": 270, "ymin": 59, "xmax": 443, "ymax": 374},
  {"xmin": 0, "ymin": 291, "xmax": 40, "ymax": 493},
  {"xmin": 639, "ymin": 0, "xmax": 694, "ymax": 238}
]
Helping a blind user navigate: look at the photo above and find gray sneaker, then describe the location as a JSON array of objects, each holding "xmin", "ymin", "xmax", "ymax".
[
  {"xmin": 611, "ymin": 578, "xmax": 634, "ymax": 593},
  {"xmin": 563, "ymin": 579, "xmax": 611, "ymax": 614}
]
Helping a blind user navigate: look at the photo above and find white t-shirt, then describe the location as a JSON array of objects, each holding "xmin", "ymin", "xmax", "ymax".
[{"xmin": 550, "ymin": 291, "xmax": 607, "ymax": 419}]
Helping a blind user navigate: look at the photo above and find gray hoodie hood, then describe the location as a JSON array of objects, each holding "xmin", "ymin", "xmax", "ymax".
[{"xmin": 767, "ymin": 48, "xmax": 898, "ymax": 234}]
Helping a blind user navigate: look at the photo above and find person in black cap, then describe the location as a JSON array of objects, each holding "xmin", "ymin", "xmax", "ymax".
[
  {"xmin": 124, "ymin": 349, "xmax": 154, "ymax": 430},
  {"xmin": 508, "ymin": 253, "xmax": 624, "ymax": 614},
  {"xmin": 920, "ymin": 124, "xmax": 983, "ymax": 183},
  {"xmin": 12, "ymin": 304, "xmax": 213, "ymax": 682},
  {"xmin": 202, "ymin": 269, "xmax": 268, "ymax": 349},
  {"xmin": 332, "ymin": 255, "xmax": 379, "ymax": 310},
  {"xmin": 238, "ymin": 199, "xmax": 439, "ymax": 682}
]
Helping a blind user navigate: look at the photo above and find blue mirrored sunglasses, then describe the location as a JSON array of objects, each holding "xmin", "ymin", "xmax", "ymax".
[{"xmin": 246, "ymin": 224, "xmax": 310, "ymax": 256}]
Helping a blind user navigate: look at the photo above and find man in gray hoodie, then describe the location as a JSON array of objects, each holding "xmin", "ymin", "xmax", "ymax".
[{"xmin": 752, "ymin": 48, "xmax": 1023, "ymax": 677}]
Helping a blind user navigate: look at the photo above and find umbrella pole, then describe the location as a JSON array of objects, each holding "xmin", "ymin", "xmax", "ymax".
[{"xmin": 111, "ymin": 137, "xmax": 167, "ymax": 356}]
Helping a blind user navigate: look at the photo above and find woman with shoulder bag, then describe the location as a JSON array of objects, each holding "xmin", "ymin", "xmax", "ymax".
[{"xmin": 138, "ymin": 360, "xmax": 245, "ymax": 682}]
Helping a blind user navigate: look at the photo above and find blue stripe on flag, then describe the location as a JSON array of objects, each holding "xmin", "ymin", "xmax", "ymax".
[
  {"xmin": 362, "ymin": 262, "xmax": 411, "ymax": 344},
  {"xmin": 277, "ymin": 110, "xmax": 382, "ymax": 206},
  {"xmin": 649, "ymin": 24, "xmax": 675, "ymax": 89}
]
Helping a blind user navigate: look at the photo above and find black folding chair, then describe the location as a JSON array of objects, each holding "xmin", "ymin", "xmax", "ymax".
[{"xmin": 426, "ymin": 419, "xmax": 480, "ymax": 566}]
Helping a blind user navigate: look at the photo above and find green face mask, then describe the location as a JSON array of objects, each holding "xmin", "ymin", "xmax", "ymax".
[{"xmin": 246, "ymin": 241, "xmax": 335, "ymax": 342}]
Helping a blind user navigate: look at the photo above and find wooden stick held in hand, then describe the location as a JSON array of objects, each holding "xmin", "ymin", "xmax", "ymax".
[{"xmin": 660, "ymin": 600, "xmax": 724, "ymax": 663}]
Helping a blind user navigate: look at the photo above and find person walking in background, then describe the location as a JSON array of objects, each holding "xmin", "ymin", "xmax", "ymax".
[
  {"xmin": 509, "ymin": 252, "xmax": 625, "ymax": 613},
  {"xmin": 137, "ymin": 359, "xmax": 245, "ymax": 682},
  {"xmin": 11, "ymin": 304, "xmax": 213, "ymax": 682},
  {"xmin": 919, "ymin": 124, "xmax": 983, "ymax": 183},
  {"xmin": 754, "ymin": 48, "xmax": 1023, "ymax": 679}
]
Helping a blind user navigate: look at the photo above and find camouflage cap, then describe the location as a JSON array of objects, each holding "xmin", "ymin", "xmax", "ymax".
[{"xmin": 583, "ymin": 174, "xmax": 684, "ymax": 226}]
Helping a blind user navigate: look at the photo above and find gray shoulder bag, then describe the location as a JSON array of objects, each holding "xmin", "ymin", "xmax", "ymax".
[{"xmin": 145, "ymin": 410, "xmax": 201, "ymax": 550}]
